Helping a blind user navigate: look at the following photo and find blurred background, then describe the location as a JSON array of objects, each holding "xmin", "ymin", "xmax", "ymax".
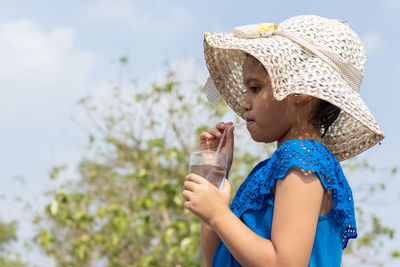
[{"xmin": 0, "ymin": 0, "xmax": 399, "ymax": 266}]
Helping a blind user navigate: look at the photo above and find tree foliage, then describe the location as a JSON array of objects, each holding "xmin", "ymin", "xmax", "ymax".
[{"xmin": 0, "ymin": 219, "xmax": 25, "ymax": 267}]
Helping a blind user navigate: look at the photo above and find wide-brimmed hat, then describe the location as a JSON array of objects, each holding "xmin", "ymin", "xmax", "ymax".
[{"xmin": 203, "ymin": 15, "xmax": 384, "ymax": 161}]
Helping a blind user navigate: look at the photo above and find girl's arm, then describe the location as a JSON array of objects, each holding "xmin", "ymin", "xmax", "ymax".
[
  {"xmin": 200, "ymin": 222, "xmax": 220, "ymax": 267},
  {"xmin": 197, "ymin": 121, "xmax": 234, "ymax": 266},
  {"xmin": 183, "ymin": 167, "xmax": 324, "ymax": 267}
]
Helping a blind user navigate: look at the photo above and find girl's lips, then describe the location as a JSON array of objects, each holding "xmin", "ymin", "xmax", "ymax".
[{"xmin": 246, "ymin": 120, "xmax": 254, "ymax": 127}]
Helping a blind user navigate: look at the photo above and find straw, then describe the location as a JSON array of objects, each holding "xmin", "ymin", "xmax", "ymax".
[
  {"xmin": 216, "ymin": 122, "xmax": 247, "ymax": 154},
  {"xmin": 215, "ymin": 127, "xmax": 228, "ymax": 154}
]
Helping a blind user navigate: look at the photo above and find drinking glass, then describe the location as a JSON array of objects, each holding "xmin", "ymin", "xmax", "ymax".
[{"xmin": 189, "ymin": 150, "xmax": 228, "ymax": 190}]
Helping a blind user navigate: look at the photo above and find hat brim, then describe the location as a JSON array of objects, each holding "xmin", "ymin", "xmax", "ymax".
[{"xmin": 204, "ymin": 32, "xmax": 384, "ymax": 161}]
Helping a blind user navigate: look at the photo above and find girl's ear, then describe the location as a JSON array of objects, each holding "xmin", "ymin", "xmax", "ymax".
[{"xmin": 293, "ymin": 94, "xmax": 314, "ymax": 106}]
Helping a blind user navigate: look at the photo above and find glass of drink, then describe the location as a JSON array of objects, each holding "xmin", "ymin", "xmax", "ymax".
[{"xmin": 189, "ymin": 150, "xmax": 228, "ymax": 190}]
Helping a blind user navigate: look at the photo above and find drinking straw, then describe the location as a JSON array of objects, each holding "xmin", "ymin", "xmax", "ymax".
[{"xmin": 216, "ymin": 122, "xmax": 247, "ymax": 154}]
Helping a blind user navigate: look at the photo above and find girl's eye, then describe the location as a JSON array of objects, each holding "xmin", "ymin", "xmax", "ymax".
[{"xmin": 250, "ymin": 87, "xmax": 260, "ymax": 93}]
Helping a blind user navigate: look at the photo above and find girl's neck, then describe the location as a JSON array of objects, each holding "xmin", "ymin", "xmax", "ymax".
[{"xmin": 277, "ymin": 124, "xmax": 324, "ymax": 148}]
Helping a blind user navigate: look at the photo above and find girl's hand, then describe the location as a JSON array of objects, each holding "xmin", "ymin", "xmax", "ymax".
[
  {"xmin": 199, "ymin": 122, "xmax": 235, "ymax": 177},
  {"xmin": 182, "ymin": 174, "xmax": 231, "ymax": 225}
]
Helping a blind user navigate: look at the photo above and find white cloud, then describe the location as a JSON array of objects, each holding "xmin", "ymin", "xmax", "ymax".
[
  {"xmin": 362, "ymin": 32, "xmax": 385, "ymax": 56},
  {"xmin": 0, "ymin": 21, "xmax": 96, "ymax": 249},
  {"xmin": 0, "ymin": 20, "xmax": 95, "ymax": 124},
  {"xmin": 0, "ymin": 20, "xmax": 95, "ymax": 204}
]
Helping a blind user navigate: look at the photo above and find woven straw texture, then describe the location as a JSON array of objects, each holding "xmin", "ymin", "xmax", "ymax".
[{"xmin": 203, "ymin": 15, "xmax": 384, "ymax": 161}]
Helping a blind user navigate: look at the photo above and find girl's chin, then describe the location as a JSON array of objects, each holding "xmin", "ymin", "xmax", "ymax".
[
  {"xmin": 248, "ymin": 130, "xmax": 277, "ymax": 143},
  {"xmin": 249, "ymin": 132, "xmax": 264, "ymax": 143}
]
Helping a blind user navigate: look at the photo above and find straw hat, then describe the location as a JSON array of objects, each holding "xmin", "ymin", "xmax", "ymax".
[{"xmin": 203, "ymin": 15, "xmax": 384, "ymax": 161}]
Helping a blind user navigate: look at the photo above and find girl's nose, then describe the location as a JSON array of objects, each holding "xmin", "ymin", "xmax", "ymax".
[{"xmin": 241, "ymin": 94, "xmax": 252, "ymax": 111}]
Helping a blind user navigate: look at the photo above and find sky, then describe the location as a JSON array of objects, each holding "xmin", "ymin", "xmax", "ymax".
[{"xmin": 0, "ymin": 0, "xmax": 399, "ymax": 265}]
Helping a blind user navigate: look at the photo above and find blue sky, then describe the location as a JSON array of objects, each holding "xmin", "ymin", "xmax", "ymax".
[{"xmin": 0, "ymin": 0, "xmax": 399, "ymax": 265}]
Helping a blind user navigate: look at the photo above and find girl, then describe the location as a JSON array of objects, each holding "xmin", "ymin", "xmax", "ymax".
[{"xmin": 182, "ymin": 15, "xmax": 384, "ymax": 266}]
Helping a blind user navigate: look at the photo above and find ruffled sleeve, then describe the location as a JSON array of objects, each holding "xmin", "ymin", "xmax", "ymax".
[{"xmin": 230, "ymin": 139, "xmax": 357, "ymax": 249}]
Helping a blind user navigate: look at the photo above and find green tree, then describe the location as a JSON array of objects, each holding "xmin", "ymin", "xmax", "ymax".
[
  {"xmin": 0, "ymin": 219, "xmax": 25, "ymax": 267},
  {"xmin": 34, "ymin": 59, "xmax": 399, "ymax": 266}
]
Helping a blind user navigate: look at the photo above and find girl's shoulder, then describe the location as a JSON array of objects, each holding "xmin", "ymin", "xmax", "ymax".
[
  {"xmin": 273, "ymin": 138, "xmax": 338, "ymax": 167},
  {"xmin": 231, "ymin": 138, "xmax": 357, "ymax": 249},
  {"xmin": 258, "ymin": 139, "xmax": 343, "ymax": 187}
]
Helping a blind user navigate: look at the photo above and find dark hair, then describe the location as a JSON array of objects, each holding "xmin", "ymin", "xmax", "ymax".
[{"xmin": 311, "ymin": 100, "xmax": 341, "ymax": 138}]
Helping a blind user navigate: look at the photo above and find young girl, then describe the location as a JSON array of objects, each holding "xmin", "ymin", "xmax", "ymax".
[{"xmin": 182, "ymin": 15, "xmax": 384, "ymax": 266}]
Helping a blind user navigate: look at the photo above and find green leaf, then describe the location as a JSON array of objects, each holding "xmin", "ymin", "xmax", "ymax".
[
  {"xmin": 392, "ymin": 250, "xmax": 400, "ymax": 258},
  {"xmin": 119, "ymin": 56, "xmax": 128, "ymax": 64},
  {"xmin": 49, "ymin": 164, "xmax": 67, "ymax": 180},
  {"xmin": 391, "ymin": 166, "xmax": 398, "ymax": 176},
  {"xmin": 49, "ymin": 201, "xmax": 58, "ymax": 216},
  {"xmin": 180, "ymin": 237, "xmax": 191, "ymax": 251}
]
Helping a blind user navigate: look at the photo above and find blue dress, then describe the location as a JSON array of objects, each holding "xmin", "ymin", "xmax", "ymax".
[{"xmin": 212, "ymin": 139, "xmax": 357, "ymax": 267}]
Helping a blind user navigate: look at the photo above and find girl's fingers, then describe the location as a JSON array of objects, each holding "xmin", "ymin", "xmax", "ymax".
[
  {"xmin": 183, "ymin": 180, "xmax": 197, "ymax": 191},
  {"xmin": 208, "ymin": 128, "xmax": 222, "ymax": 138},
  {"xmin": 200, "ymin": 131, "xmax": 215, "ymax": 142},
  {"xmin": 200, "ymin": 128, "xmax": 222, "ymax": 150},
  {"xmin": 184, "ymin": 201, "xmax": 192, "ymax": 210},
  {"xmin": 216, "ymin": 121, "xmax": 233, "ymax": 131},
  {"xmin": 182, "ymin": 189, "xmax": 193, "ymax": 201},
  {"xmin": 186, "ymin": 173, "xmax": 205, "ymax": 184},
  {"xmin": 200, "ymin": 131, "xmax": 219, "ymax": 150},
  {"xmin": 225, "ymin": 125, "xmax": 235, "ymax": 145},
  {"xmin": 200, "ymin": 122, "xmax": 233, "ymax": 143},
  {"xmin": 215, "ymin": 122, "xmax": 224, "ymax": 130},
  {"xmin": 199, "ymin": 122, "xmax": 234, "ymax": 151}
]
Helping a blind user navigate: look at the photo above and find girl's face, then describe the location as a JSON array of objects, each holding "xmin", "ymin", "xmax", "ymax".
[{"xmin": 241, "ymin": 55, "xmax": 297, "ymax": 143}]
